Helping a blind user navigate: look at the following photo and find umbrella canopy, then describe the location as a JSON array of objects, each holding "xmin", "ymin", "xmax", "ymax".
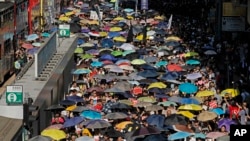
[
  {"xmin": 83, "ymin": 119, "xmax": 111, "ymax": 129},
  {"xmin": 206, "ymin": 132, "xmax": 227, "ymax": 139},
  {"xmin": 168, "ymin": 132, "xmax": 191, "ymax": 141},
  {"xmin": 210, "ymin": 108, "xmax": 225, "ymax": 115},
  {"xmin": 178, "ymin": 104, "xmax": 202, "ymax": 111},
  {"xmin": 145, "ymin": 105, "xmax": 163, "ymax": 111},
  {"xmin": 148, "ymin": 82, "xmax": 167, "ymax": 89},
  {"xmin": 115, "ymin": 121, "xmax": 133, "ymax": 130},
  {"xmin": 131, "ymin": 59, "xmax": 146, "ymax": 65},
  {"xmin": 197, "ymin": 111, "xmax": 217, "ymax": 122},
  {"xmin": 28, "ymin": 135, "xmax": 52, "ymax": 141},
  {"xmin": 218, "ymin": 118, "xmax": 236, "ymax": 132},
  {"xmin": 165, "ymin": 114, "xmax": 188, "ymax": 126},
  {"xmin": 76, "ymin": 136, "xmax": 94, "ymax": 141},
  {"xmin": 146, "ymin": 114, "xmax": 165, "ymax": 128},
  {"xmin": 41, "ymin": 129, "xmax": 66, "ymax": 140},
  {"xmin": 80, "ymin": 110, "xmax": 102, "ymax": 119},
  {"xmin": 63, "ymin": 116, "xmax": 85, "ymax": 128},
  {"xmin": 131, "ymin": 126, "xmax": 161, "ymax": 138},
  {"xmin": 196, "ymin": 90, "xmax": 214, "ymax": 97},
  {"xmin": 177, "ymin": 111, "xmax": 195, "ymax": 119},
  {"xmin": 178, "ymin": 83, "xmax": 198, "ymax": 94},
  {"xmin": 105, "ymin": 112, "xmax": 128, "ymax": 119}
]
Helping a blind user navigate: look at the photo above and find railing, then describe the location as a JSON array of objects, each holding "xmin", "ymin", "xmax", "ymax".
[{"xmin": 34, "ymin": 32, "xmax": 57, "ymax": 78}]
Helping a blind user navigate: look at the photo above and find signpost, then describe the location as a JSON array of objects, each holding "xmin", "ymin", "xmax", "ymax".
[
  {"xmin": 59, "ymin": 24, "xmax": 70, "ymax": 37},
  {"xmin": 6, "ymin": 85, "xmax": 23, "ymax": 105}
]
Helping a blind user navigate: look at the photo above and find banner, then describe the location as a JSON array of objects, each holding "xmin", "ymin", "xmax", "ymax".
[
  {"xmin": 167, "ymin": 14, "xmax": 173, "ymax": 30},
  {"xmin": 141, "ymin": 0, "xmax": 148, "ymax": 10}
]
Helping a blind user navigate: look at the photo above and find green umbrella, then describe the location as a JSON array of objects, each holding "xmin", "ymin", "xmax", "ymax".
[
  {"xmin": 80, "ymin": 54, "xmax": 94, "ymax": 59},
  {"xmin": 123, "ymin": 50, "xmax": 135, "ymax": 56},
  {"xmin": 111, "ymin": 50, "xmax": 123, "ymax": 56},
  {"xmin": 137, "ymin": 96, "xmax": 156, "ymax": 103},
  {"xmin": 131, "ymin": 59, "xmax": 146, "ymax": 65},
  {"xmin": 74, "ymin": 48, "xmax": 84, "ymax": 54},
  {"xmin": 158, "ymin": 101, "xmax": 177, "ymax": 107}
]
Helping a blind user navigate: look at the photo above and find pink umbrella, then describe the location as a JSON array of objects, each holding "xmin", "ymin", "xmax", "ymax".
[
  {"xmin": 22, "ymin": 43, "xmax": 33, "ymax": 49},
  {"xmin": 102, "ymin": 26, "xmax": 110, "ymax": 31},
  {"xmin": 206, "ymin": 132, "xmax": 227, "ymax": 139}
]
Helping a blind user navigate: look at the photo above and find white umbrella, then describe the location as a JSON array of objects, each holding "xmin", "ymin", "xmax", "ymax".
[
  {"xmin": 119, "ymin": 43, "xmax": 136, "ymax": 50},
  {"xmin": 204, "ymin": 50, "xmax": 217, "ymax": 55},
  {"xmin": 147, "ymin": 30, "xmax": 156, "ymax": 36}
]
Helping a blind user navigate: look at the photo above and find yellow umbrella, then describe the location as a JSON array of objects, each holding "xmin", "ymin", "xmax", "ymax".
[
  {"xmin": 65, "ymin": 11, "xmax": 75, "ymax": 16},
  {"xmin": 110, "ymin": 0, "xmax": 116, "ymax": 2},
  {"xmin": 99, "ymin": 32, "xmax": 108, "ymax": 37},
  {"xmin": 136, "ymin": 34, "xmax": 149, "ymax": 41},
  {"xmin": 165, "ymin": 36, "xmax": 181, "ymax": 42},
  {"xmin": 88, "ymin": 20, "xmax": 99, "ymax": 25},
  {"xmin": 154, "ymin": 15, "xmax": 164, "ymax": 20},
  {"xmin": 221, "ymin": 88, "xmax": 239, "ymax": 97},
  {"xmin": 184, "ymin": 52, "xmax": 199, "ymax": 57},
  {"xmin": 115, "ymin": 121, "xmax": 133, "ymax": 130},
  {"xmin": 178, "ymin": 104, "xmax": 202, "ymax": 111},
  {"xmin": 177, "ymin": 111, "xmax": 195, "ymax": 119},
  {"xmin": 148, "ymin": 82, "xmax": 167, "ymax": 89},
  {"xmin": 119, "ymin": 99, "xmax": 133, "ymax": 105},
  {"xmin": 113, "ymin": 17, "xmax": 125, "ymax": 21},
  {"xmin": 110, "ymin": 27, "xmax": 123, "ymax": 32},
  {"xmin": 113, "ymin": 36, "xmax": 126, "ymax": 42},
  {"xmin": 41, "ymin": 129, "xmax": 66, "ymax": 140},
  {"xmin": 131, "ymin": 59, "xmax": 146, "ymax": 65},
  {"xmin": 80, "ymin": 19, "xmax": 89, "ymax": 24},
  {"xmin": 196, "ymin": 90, "xmax": 214, "ymax": 97},
  {"xmin": 59, "ymin": 16, "xmax": 70, "ymax": 21},
  {"xmin": 66, "ymin": 105, "xmax": 77, "ymax": 111},
  {"xmin": 127, "ymin": 15, "xmax": 134, "ymax": 20}
]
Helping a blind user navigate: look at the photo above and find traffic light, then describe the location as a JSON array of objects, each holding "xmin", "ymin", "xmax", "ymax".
[{"xmin": 23, "ymin": 98, "xmax": 38, "ymax": 130}]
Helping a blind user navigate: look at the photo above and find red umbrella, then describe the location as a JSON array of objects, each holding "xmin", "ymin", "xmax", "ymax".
[
  {"xmin": 167, "ymin": 64, "xmax": 182, "ymax": 72},
  {"xmin": 22, "ymin": 43, "xmax": 33, "ymax": 49}
]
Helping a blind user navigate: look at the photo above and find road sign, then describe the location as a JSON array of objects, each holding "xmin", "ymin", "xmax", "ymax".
[
  {"xmin": 59, "ymin": 24, "xmax": 70, "ymax": 37},
  {"xmin": 6, "ymin": 85, "xmax": 23, "ymax": 105}
]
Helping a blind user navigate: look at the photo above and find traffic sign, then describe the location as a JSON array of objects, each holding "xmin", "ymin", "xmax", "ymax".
[
  {"xmin": 59, "ymin": 24, "xmax": 70, "ymax": 37},
  {"xmin": 6, "ymin": 85, "xmax": 23, "ymax": 105}
]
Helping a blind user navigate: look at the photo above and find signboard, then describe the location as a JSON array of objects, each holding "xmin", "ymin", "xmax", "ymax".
[
  {"xmin": 90, "ymin": 10, "xmax": 103, "ymax": 20},
  {"xmin": 6, "ymin": 85, "xmax": 23, "ymax": 105},
  {"xmin": 222, "ymin": 17, "xmax": 245, "ymax": 31},
  {"xmin": 59, "ymin": 24, "xmax": 70, "ymax": 37},
  {"xmin": 141, "ymin": 0, "xmax": 148, "ymax": 10},
  {"xmin": 223, "ymin": 2, "xmax": 246, "ymax": 16}
]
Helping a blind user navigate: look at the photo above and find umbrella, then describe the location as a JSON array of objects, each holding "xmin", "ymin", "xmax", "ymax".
[
  {"xmin": 164, "ymin": 114, "xmax": 188, "ymax": 126},
  {"xmin": 168, "ymin": 96, "xmax": 183, "ymax": 103},
  {"xmin": 80, "ymin": 110, "xmax": 102, "ymax": 119},
  {"xmin": 194, "ymin": 133, "xmax": 206, "ymax": 139},
  {"xmin": 76, "ymin": 136, "xmax": 94, "ymax": 141},
  {"xmin": 90, "ymin": 61, "xmax": 103, "ymax": 67},
  {"xmin": 134, "ymin": 101, "xmax": 152, "ymax": 107},
  {"xmin": 167, "ymin": 64, "xmax": 182, "ymax": 72},
  {"xmin": 145, "ymin": 105, "xmax": 163, "ymax": 111},
  {"xmin": 108, "ymin": 32, "xmax": 120, "ymax": 38},
  {"xmin": 167, "ymin": 125, "xmax": 194, "ymax": 133},
  {"xmin": 105, "ymin": 112, "xmax": 128, "ymax": 119},
  {"xmin": 86, "ymin": 49, "xmax": 99, "ymax": 55},
  {"xmin": 184, "ymin": 52, "xmax": 199, "ymax": 57},
  {"xmin": 137, "ymin": 97, "xmax": 156, "ymax": 103},
  {"xmin": 116, "ymin": 121, "xmax": 133, "ymax": 130},
  {"xmin": 160, "ymin": 72, "xmax": 179, "ymax": 80},
  {"xmin": 155, "ymin": 61, "xmax": 168, "ymax": 67},
  {"xmin": 74, "ymin": 48, "xmax": 84, "ymax": 54},
  {"xmin": 196, "ymin": 90, "xmax": 214, "ymax": 97},
  {"xmin": 70, "ymin": 23, "xmax": 81, "ymax": 33},
  {"xmin": 83, "ymin": 119, "xmax": 111, "ymax": 129},
  {"xmin": 210, "ymin": 108, "xmax": 225, "ymax": 115},
  {"xmin": 100, "ymin": 54, "xmax": 116, "ymax": 61},
  {"xmin": 63, "ymin": 116, "xmax": 85, "ymax": 128},
  {"xmin": 178, "ymin": 83, "xmax": 198, "ymax": 94},
  {"xmin": 80, "ymin": 54, "xmax": 94, "ymax": 59},
  {"xmin": 26, "ymin": 34, "xmax": 39, "ymax": 41},
  {"xmin": 146, "ymin": 115, "xmax": 165, "ymax": 128},
  {"xmin": 177, "ymin": 111, "xmax": 195, "ymax": 119},
  {"xmin": 221, "ymin": 88, "xmax": 239, "ymax": 97},
  {"xmin": 41, "ymin": 32, "xmax": 50, "ymax": 38},
  {"xmin": 180, "ymin": 98, "xmax": 200, "ymax": 105},
  {"xmin": 178, "ymin": 104, "xmax": 202, "ymax": 111},
  {"xmin": 142, "ymin": 134, "xmax": 168, "ymax": 141},
  {"xmin": 111, "ymin": 103, "xmax": 131, "ymax": 109},
  {"xmin": 137, "ymin": 70, "xmax": 159, "ymax": 78},
  {"xmin": 119, "ymin": 99, "xmax": 133, "ymax": 105},
  {"xmin": 66, "ymin": 95, "xmax": 84, "ymax": 103},
  {"xmin": 28, "ymin": 135, "xmax": 52, "ymax": 141},
  {"xmin": 113, "ymin": 36, "xmax": 126, "ymax": 42},
  {"xmin": 41, "ymin": 129, "xmax": 66, "ymax": 140},
  {"xmin": 104, "ymin": 127, "xmax": 124, "ymax": 138},
  {"xmin": 45, "ymin": 105, "xmax": 65, "ymax": 111},
  {"xmin": 101, "ymin": 38, "xmax": 114, "ymax": 48},
  {"xmin": 158, "ymin": 101, "xmax": 177, "ymax": 107},
  {"xmin": 145, "ymin": 56, "xmax": 158, "ymax": 63},
  {"xmin": 71, "ymin": 106, "xmax": 89, "ymax": 113},
  {"xmin": 111, "ymin": 50, "xmax": 123, "ymax": 56},
  {"xmin": 218, "ymin": 118, "xmax": 236, "ymax": 132},
  {"xmin": 186, "ymin": 73, "xmax": 202, "ymax": 80},
  {"xmin": 148, "ymin": 82, "xmax": 167, "ymax": 89},
  {"xmin": 217, "ymin": 135, "xmax": 230, "ymax": 141},
  {"xmin": 59, "ymin": 99, "xmax": 76, "ymax": 106},
  {"xmin": 186, "ymin": 59, "xmax": 200, "ymax": 65},
  {"xmin": 204, "ymin": 50, "xmax": 217, "ymax": 55},
  {"xmin": 131, "ymin": 59, "xmax": 146, "ymax": 65},
  {"xmin": 72, "ymin": 69, "xmax": 91, "ymax": 74},
  {"xmin": 131, "ymin": 126, "xmax": 161, "ymax": 138},
  {"xmin": 87, "ymin": 87, "xmax": 104, "ymax": 93},
  {"xmin": 168, "ymin": 132, "xmax": 191, "ymax": 141},
  {"xmin": 32, "ymin": 42, "xmax": 42, "ymax": 47},
  {"xmin": 140, "ymin": 64, "xmax": 157, "ymax": 70},
  {"xmin": 104, "ymin": 87, "xmax": 124, "ymax": 93},
  {"xmin": 197, "ymin": 111, "xmax": 217, "ymax": 122},
  {"xmin": 165, "ymin": 36, "xmax": 181, "ymax": 42},
  {"xmin": 206, "ymin": 132, "xmax": 227, "ymax": 139},
  {"xmin": 22, "ymin": 43, "xmax": 33, "ymax": 49}
]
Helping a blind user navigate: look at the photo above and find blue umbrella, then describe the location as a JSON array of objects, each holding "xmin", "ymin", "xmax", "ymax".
[
  {"xmin": 77, "ymin": 38, "xmax": 85, "ymax": 45},
  {"xmin": 161, "ymin": 72, "xmax": 179, "ymax": 80},
  {"xmin": 26, "ymin": 34, "xmax": 39, "ymax": 41},
  {"xmin": 41, "ymin": 32, "xmax": 50, "ymax": 38},
  {"xmin": 137, "ymin": 70, "xmax": 159, "ymax": 78},
  {"xmin": 101, "ymin": 38, "xmax": 114, "ymax": 48},
  {"xmin": 168, "ymin": 132, "xmax": 191, "ymax": 140},
  {"xmin": 155, "ymin": 61, "xmax": 168, "ymax": 68},
  {"xmin": 140, "ymin": 64, "xmax": 157, "ymax": 70},
  {"xmin": 60, "ymin": 99, "xmax": 76, "ymax": 106},
  {"xmin": 157, "ymin": 22, "xmax": 168, "ymax": 29},
  {"xmin": 146, "ymin": 115, "xmax": 165, "ymax": 129},
  {"xmin": 108, "ymin": 32, "xmax": 120, "ymax": 38},
  {"xmin": 86, "ymin": 49, "xmax": 99, "ymax": 55},
  {"xmin": 210, "ymin": 108, "xmax": 225, "ymax": 115},
  {"xmin": 81, "ymin": 28, "xmax": 90, "ymax": 33},
  {"xmin": 179, "ymin": 83, "xmax": 198, "ymax": 94},
  {"xmin": 142, "ymin": 134, "xmax": 168, "ymax": 141},
  {"xmin": 63, "ymin": 116, "xmax": 85, "ymax": 128},
  {"xmin": 100, "ymin": 54, "xmax": 117, "ymax": 61},
  {"xmin": 72, "ymin": 69, "xmax": 91, "ymax": 74},
  {"xmin": 195, "ymin": 133, "xmax": 206, "ymax": 139},
  {"xmin": 186, "ymin": 59, "xmax": 200, "ymax": 65},
  {"xmin": 91, "ymin": 61, "xmax": 103, "ymax": 67},
  {"xmin": 66, "ymin": 95, "xmax": 84, "ymax": 103},
  {"xmin": 27, "ymin": 47, "xmax": 39, "ymax": 55},
  {"xmin": 124, "ymin": 8, "xmax": 134, "ymax": 13},
  {"xmin": 81, "ymin": 110, "xmax": 102, "ymax": 119},
  {"xmin": 180, "ymin": 98, "xmax": 200, "ymax": 105}
]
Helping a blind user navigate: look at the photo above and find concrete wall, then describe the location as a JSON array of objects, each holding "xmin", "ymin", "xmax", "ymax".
[{"xmin": 31, "ymin": 37, "xmax": 77, "ymax": 136}]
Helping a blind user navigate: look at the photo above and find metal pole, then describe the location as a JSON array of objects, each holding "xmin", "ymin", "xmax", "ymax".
[{"xmin": 40, "ymin": 0, "xmax": 44, "ymax": 31}]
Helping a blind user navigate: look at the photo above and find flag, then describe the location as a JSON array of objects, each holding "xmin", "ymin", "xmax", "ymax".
[{"xmin": 167, "ymin": 14, "xmax": 173, "ymax": 30}]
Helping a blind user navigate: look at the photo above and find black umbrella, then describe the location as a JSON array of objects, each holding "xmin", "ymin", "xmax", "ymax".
[
  {"xmin": 59, "ymin": 99, "xmax": 76, "ymax": 106},
  {"xmin": 45, "ymin": 105, "xmax": 65, "ymax": 111},
  {"xmin": 105, "ymin": 127, "xmax": 124, "ymax": 138},
  {"xmin": 124, "ymin": 52, "xmax": 139, "ymax": 60},
  {"xmin": 70, "ymin": 23, "xmax": 81, "ymax": 33},
  {"xmin": 164, "ymin": 114, "xmax": 188, "ymax": 126},
  {"xmin": 111, "ymin": 103, "xmax": 131, "ymax": 109},
  {"xmin": 71, "ymin": 106, "xmax": 89, "ymax": 113},
  {"xmin": 131, "ymin": 126, "xmax": 161, "ymax": 138}
]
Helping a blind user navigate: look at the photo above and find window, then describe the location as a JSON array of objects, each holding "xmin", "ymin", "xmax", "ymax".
[{"xmin": 4, "ymin": 39, "xmax": 11, "ymax": 54}]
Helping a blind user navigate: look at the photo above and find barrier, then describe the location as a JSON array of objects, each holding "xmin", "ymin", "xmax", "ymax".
[{"xmin": 34, "ymin": 32, "xmax": 57, "ymax": 78}]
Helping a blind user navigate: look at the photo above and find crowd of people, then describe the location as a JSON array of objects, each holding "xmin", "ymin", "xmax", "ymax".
[{"xmin": 36, "ymin": 0, "xmax": 250, "ymax": 141}]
